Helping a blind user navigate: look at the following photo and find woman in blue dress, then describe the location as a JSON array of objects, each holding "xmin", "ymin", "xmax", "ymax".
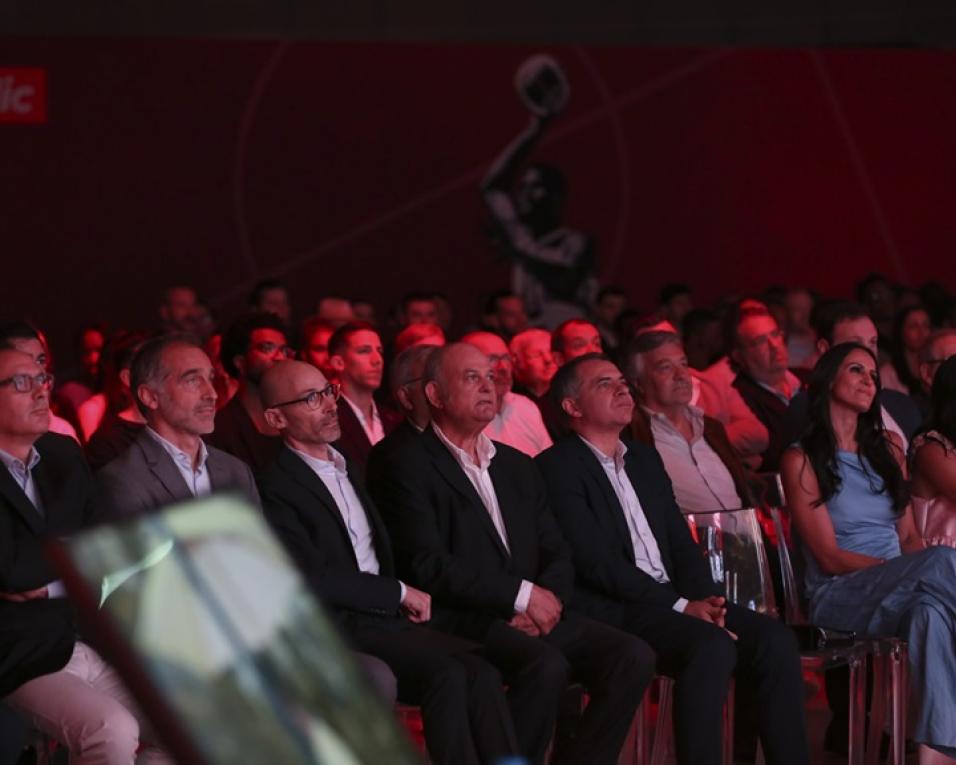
[{"xmin": 780, "ymin": 342, "xmax": 956, "ymax": 764}]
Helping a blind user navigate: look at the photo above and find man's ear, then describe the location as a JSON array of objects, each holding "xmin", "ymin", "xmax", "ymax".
[
  {"xmin": 119, "ymin": 368, "xmax": 132, "ymax": 389},
  {"xmin": 233, "ymin": 355, "xmax": 247, "ymax": 377},
  {"xmin": 263, "ymin": 407, "xmax": 285, "ymax": 431},
  {"xmin": 560, "ymin": 396, "xmax": 582, "ymax": 420},
  {"xmin": 395, "ymin": 386, "xmax": 413, "ymax": 413},
  {"xmin": 136, "ymin": 384, "xmax": 160, "ymax": 413},
  {"xmin": 816, "ymin": 338, "xmax": 830, "ymax": 357},
  {"xmin": 424, "ymin": 380, "xmax": 442, "ymax": 410}
]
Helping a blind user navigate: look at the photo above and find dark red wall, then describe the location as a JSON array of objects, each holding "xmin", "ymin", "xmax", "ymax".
[{"xmin": 2, "ymin": 39, "xmax": 955, "ymax": 357}]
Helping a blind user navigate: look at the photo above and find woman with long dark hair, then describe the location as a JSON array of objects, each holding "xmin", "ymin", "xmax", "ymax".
[
  {"xmin": 910, "ymin": 355, "xmax": 956, "ymax": 548},
  {"xmin": 780, "ymin": 343, "xmax": 956, "ymax": 764}
]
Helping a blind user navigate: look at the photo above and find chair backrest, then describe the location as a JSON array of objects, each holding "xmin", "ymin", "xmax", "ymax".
[
  {"xmin": 684, "ymin": 507, "xmax": 778, "ymax": 617},
  {"xmin": 767, "ymin": 506, "xmax": 809, "ymax": 625}
]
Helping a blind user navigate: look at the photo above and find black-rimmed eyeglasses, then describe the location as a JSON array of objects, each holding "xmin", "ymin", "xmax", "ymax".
[
  {"xmin": 268, "ymin": 382, "xmax": 340, "ymax": 410},
  {"xmin": 0, "ymin": 372, "xmax": 54, "ymax": 393}
]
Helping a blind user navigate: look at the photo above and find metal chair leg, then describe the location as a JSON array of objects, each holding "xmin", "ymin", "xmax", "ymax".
[
  {"xmin": 650, "ymin": 677, "xmax": 673, "ymax": 765},
  {"xmin": 889, "ymin": 641, "xmax": 907, "ymax": 765},
  {"xmin": 848, "ymin": 652, "xmax": 867, "ymax": 765},
  {"xmin": 866, "ymin": 646, "xmax": 888, "ymax": 765}
]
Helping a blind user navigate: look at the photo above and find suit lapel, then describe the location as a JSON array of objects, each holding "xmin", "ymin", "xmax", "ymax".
[
  {"xmin": 278, "ymin": 447, "xmax": 350, "ymax": 537},
  {"xmin": 570, "ymin": 437, "xmax": 636, "ymax": 564},
  {"xmin": 0, "ymin": 463, "xmax": 44, "ymax": 535},
  {"xmin": 136, "ymin": 432, "xmax": 193, "ymax": 503},
  {"xmin": 422, "ymin": 428, "xmax": 510, "ymax": 560}
]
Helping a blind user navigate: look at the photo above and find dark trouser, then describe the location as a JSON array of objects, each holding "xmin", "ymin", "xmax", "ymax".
[
  {"xmin": 355, "ymin": 623, "xmax": 518, "ymax": 765},
  {"xmin": 618, "ymin": 602, "xmax": 809, "ymax": 765},
  {"xmin": 481, "ymin": 613, "xmax": 655, "ymax": 765},
  {"xmin": 0, "ymin": 704, "xmax": 26, "ymax": 765}
]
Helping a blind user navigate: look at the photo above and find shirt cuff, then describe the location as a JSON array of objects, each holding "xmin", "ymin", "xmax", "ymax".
[
  {"xmin": 673, "ymin": 597, "xmax": 688, "ymax": 614},
  {"xmin": 514, "ymin": 580, "xmax": 534, "ymax": 613},
  {"xmin": 46, "ymin": 580, "xmax": 68, "ymax": 599},
  {"xmin": 398, "ymin": 581, "xmax": 407, "ymax": 604}
]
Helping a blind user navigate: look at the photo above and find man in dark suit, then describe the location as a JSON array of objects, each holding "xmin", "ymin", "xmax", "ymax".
[
  {"xmin": 256, "ymin": 359, "xmax": 518, "ymax": 765},
  {"xmin": 536, "ymin": 354, "xmax": 809, "ymax": 765},
  {"xmin": 328, "ymin": 321, "xmax": 401, "ymax": 470},
  {"xmin": 0, "ymin": 348, "xmax": 169, "ymax": 763},
  {"xmin": 97, "ymin": 335, "xmax": 261, "ymax": 517},
  {"xmin": 368, "ymin": 343, "xmax": 653, "ymax": 765}
]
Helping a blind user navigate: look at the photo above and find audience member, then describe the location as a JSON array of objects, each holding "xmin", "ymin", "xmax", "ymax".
[
  {"xmin": 159, "ymin": 285, "xmax": 199, "ymax": 334},
  {"xmin": 368, "ymin": 343, "xmax": 653, "ymax": 765},
  {"xmin": 394, "ymin": 322, "xmax": 445, "ymax": 355},
  {"xmin": 783, "ymin": 288, "xmax": 816, "ymax": 369},
  {"xmin": 537, "ymin": 354, "xmax": 808, "ymax": 765},
  {"xmin": 591, "ymin": 286, "xmax": 627, "ymax": 351},
  {"xmin": 0, "ymin": 321, "xmax": 79, "ymax": 443},
  {"xmin": 0, "ymin": 348, "xmax": 170, "ymax": 764},
  {"xmin": 917, "ymin": 328, "xmax": 956, "ymax": 393},
  {"xmin": 299, "ymin": 316, "xmax": 337, "ymax": 382},
  {"xmin": 257, "ymin": 360, "xmax": 519, "ymax": 765},
  {"xmin": 482, "ymin": 291, "xmax": 530, "ymax": 341},
  {"xmin": 681, "ymin": 309, "xmax": 723, "ymax": 372},
  {"xmin": 659, "ymin": 283, "xmax": 693, "ymax": 329},
  {"xmin": 510, "ymin": 328, "xmax": 557, "ymax": 401},
  {"xmin": 698, "ymin": 306, "xmax": 800, "ymax": 470},
  {"xmin": 910, "ymin": 356, "xmax": 956, "ymax": 548},
  {"xmin": 84, "ymin": 330, "xmax": 149, "ymax": 471},
  {"xmin": 315, "ymin": 296, "xmax": 355, "ymax": 328},
  {"xmin": 208, "ymin": 313, "xmax": 293, "ymax": 471},
  {"xmin": 329, "ymin": 321, "xmax": 401, "ymax": 469},
  {"xmin": 352, "ymin": 298, "xmax": 377, "ymax": 325},
  {"xmin": 54, "ymin": 324, "xmax": 106, "ymax": 426},
  {"xmin": 97, "ymin": 335, "xmax": 260, "ymax": 517},
  {"xmin": 780, "ymin": 343, "xmax": 956, "ymax": 763},
  {"xmin": 400, "ymin": 292, "xmax": 440, "ymax": 327},
  {"xmin": 462, "ymin": 332, "xmax": 552, "ymax": 457},
  {"xmin": 551, "ymin": 318, "xmax": 603, "ymax": 367},
  {"xmin": 880, "ymin": 305, "xmax": 932, "ymax": 408},
  {"xmin": 624, "ymin": 333, "xmax": 753, "ymax": 512},
  {"xmin": 248, "ymin": 278, "xmax": 292, "ymax": 328},
  {"xmin": 855, "ymin": 272, "xmax": 897, "ymax": 348}
]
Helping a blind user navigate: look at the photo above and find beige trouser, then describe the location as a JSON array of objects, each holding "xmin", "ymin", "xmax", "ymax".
[{"xmin": 5, "ymin": 641, "xmax": 171, "ymax": 765}]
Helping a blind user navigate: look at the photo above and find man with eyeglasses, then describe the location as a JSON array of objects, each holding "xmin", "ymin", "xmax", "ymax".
[
  {"xmin": 256, "ymin": 359, "xmax": 520, "ymax": 765},
  {"xmin": 698, "ymin": 305, "xmax": 801, "ymax": 471},
  {"xmin": 209, "ymin": 313, "xmax": 294, "ymax": 471},
  {"xmin": 0, "ymin": 349, "xmax": 173, "ymax": 764},
  {"xmin": 97, "ymin": 335, "xmax": 260, "ymax": 519},
  {"xmin": 461, "ymin": 331, "xmax": 552, "ymax": 457}
]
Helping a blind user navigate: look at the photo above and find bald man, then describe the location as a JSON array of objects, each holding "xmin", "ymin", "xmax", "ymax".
[
  {"xmin": 256, "ymin": 361, "xmax": 518, "ymax": 765},
  {"xmin": 461, "ymin": 331, "xmax": 552, "ymax": 457}
]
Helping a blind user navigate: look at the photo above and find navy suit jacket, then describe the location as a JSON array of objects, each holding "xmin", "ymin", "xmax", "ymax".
[{"xmin": 535, "ymin": 435, "xmax": 719, "ymax": 624}]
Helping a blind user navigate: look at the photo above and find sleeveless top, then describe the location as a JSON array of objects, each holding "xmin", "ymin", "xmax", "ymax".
[
  {"xmin": 910, "ymin": 430, "xmax": 956, "ymax": 549},
  {"xmin": 804, "ymin": 450, "xmax": 901, "ymax": 598}
]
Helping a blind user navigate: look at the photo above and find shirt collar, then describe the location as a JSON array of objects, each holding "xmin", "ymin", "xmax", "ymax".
[
  {"xmin": 289, "ymin": 444, "xmax": 348, "ymax": 477},
  {"xmin": 0, "ymin": 445, "xmax": 41, "ymax": 475},
  {"xmin": 146, "ymin": 427, "xmax": 209, "ymax": 473},
  {"xmin": 578, "ymin": 434, "xmax": 627, "ymax": 472},
  {"xmin": 433, "ymin": 423, "xmax": 496, "ymax": 471},
  {"xmin": 342, "ymin": 394, "xmax": 380, "ymax": 425},
  {"xmin": 643, "ymin": 404, "xmax": 705, "ymax": 440}
]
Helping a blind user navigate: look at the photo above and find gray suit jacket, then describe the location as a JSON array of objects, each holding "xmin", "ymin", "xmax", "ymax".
[{"xmin": 97, "ymin": 429, "xmax": 262, "ymax": 519}]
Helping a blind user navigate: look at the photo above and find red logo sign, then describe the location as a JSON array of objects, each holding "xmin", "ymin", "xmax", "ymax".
[{"xmin": 0, "ymin": 68, "xmax": 47, "ymax": 124}]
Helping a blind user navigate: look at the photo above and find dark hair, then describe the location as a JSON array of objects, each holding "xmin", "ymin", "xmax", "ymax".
[
  {"xmin": 483, "ymin": 290, "xmax": 520, "ymax": 316},
  {"xmin": 919, "ymin": 355, "xmax": 956, "ymax": 449},
  {"xmin": 551, "ymin": 319, "xmax": 597, "ymax": 353},
  {"xmin": 622, "ymin": 331, "xmax": 682, "ymax": 379},
  {"xmin": 889, "ymin": 304, "xmax": 930, "ymax": 395},
  {"xmin": 220, "ymin": 313, "xmax": 288, "ymax": 379},
  {"xmin": 854, "ymin": 272, "xmax": 891, "ymax": 304},
  {"xmin": 299, "ymin": 316, "xmax": 336, "ymax": 349},
  {"xmin": 0, "ymin": 320, "xmax": 40, "ymax": 348},
  {"xmin": 328, "ymin": 321, "xmax": 378, "ymax": 358},
  {"xmin": 548, "ymin": 352, "xmax": 610, "ymax": 428},
  {"xmin": 129, "ymin": 334, "xmax": 203, "ymax": 417},
  {"xmin": 596, "ymin": 286, "xmax": 626, "ymax": 304},
  {"xmin": 810, "ymin": 301, "xmax": 869, "ymax": 346},
  {"xmin": 248, "ymin": 278, "xmax": 287, "ymax": 308},
  {"xmin": 801, "ymin": 343, "xmax": 908, "ymax": 512},
  {"xmin": 722, "ymin": 303, "xmax": 774, "ymax": 356},
  {"xmin": 401, "ymin": 292, "xmax": 437, "ymax": 313},
  {"xmin": 659, "ymin": 283, "xmax": 691, "ymax": 305}
]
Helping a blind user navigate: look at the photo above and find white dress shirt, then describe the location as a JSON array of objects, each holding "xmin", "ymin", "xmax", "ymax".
[
  {"xmin": 290, "ymin": 445, "xmax": 405, "ymax": 600},
  {"xmin": 645, "ymin": 405, "xmax": 742, "ymax": 514},
  {"xmin": 343, "ymin": 394, "xmax": 385, "ymax": 445},
  {"xmin": 483, "ymin": 390, "xmax": 553, "ymax": 457},
  {"xmin": 146, "ymin": 427, "xmax": 211, "ymax": 497},
  {"xmin": 579, "ymin": 436, "xmax": 688, "ymax": 613},
  {"xmin": 432, "ymin": 424, "xmax": 534, "ymax": 613},
  {"xmin": 0, "ymin": 446, "xmax": 67, "ymax": 597}
]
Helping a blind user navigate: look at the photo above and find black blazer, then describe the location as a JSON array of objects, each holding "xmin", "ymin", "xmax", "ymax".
[
  {"xmin": 332, "ymin": 397, "xmax": 402, "ymax": 472},
  {"xmin": 535, "ymin": 435, "xmax": 718, "ymax": 623},
  {"xmin": 366, "ymin": 418, "xmax": 422, "ymax": 483},
  {"xmin": 367, "ymin": 426, "xmax": 574, "ymax": 638},
  {"xmin": 257, "ymin": 445, "xmax": 402, "ymax": 626},
  {"xmin": 0, "ymin": 433, "xmax": 98, "ymax": 696}
]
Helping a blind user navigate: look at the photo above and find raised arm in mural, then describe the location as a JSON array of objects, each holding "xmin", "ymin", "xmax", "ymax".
[{"xmin": 482, "ymin": 55, "xmax": 597, "ymax": 328}]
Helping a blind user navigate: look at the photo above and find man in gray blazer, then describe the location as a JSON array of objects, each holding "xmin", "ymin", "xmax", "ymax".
[{"xmin": 97, "ymin": 334, "xmax": 260, "ymax": 516}]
